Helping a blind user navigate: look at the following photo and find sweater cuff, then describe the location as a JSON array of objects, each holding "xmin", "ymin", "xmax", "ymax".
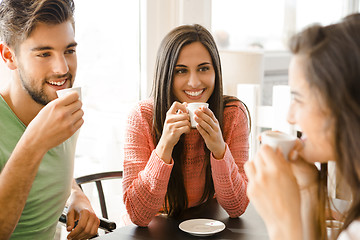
[
  {"xmin": 144, "ymin": 150, "xmax": 173, "ymax": 180},
  {"xmin": 210, "ymin": 144, "xmax": 234, "ymax": 175}
]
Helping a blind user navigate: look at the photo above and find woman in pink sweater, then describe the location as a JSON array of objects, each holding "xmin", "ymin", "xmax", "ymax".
[{"xmin": 123, "ymin": 24, "xmax": 250, "ymax": 226}]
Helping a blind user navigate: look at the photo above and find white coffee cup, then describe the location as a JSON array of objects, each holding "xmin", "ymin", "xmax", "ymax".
[
  {"xmin": 326, "ymin": 220, "xmax": 343, "ymax": 240},
  {"xmin": 56, "ymin": 87, "xmax": 82, "ymax": 100},
  {"xmin": 56, "ymin": 87, "xmax": 82, "ymax": 139},
  {"xmin": 187, "ymin": 102, "xmax": 209, "ymax": 128},
  {"xmin": 261, "ymin": 131, "xmax": 297, "ymax": 160}
]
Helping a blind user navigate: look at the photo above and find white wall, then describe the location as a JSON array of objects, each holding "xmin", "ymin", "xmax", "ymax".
[{"xmin": 141, "ymin": 0, "xmax": 212, "ymax": 98}]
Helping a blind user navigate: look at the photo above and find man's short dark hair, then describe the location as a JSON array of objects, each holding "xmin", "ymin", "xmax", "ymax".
[{"xmin": 0, "ymin": 0, "xmax": 75, "ymax": 50}]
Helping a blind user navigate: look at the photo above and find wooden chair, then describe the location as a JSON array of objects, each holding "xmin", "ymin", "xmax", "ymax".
[{"xmin": 59, "ymin": 171, "xmax": 123, "ymax": 233}]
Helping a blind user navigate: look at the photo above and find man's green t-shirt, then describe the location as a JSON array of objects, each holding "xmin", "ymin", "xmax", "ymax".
[{"xmin": 0, "ymin": 95, "xmax": 76, "ymax": 239}]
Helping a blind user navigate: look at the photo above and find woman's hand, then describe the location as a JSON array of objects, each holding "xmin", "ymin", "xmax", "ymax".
[
  {"xmin": 288, "ymin": 140, "xmax": 321, "ymax": 240},
  {"xmin": 193, "ymin": 106, "xmax": 226, "ymax": 159},
  {"xmin": 244, "ymin": 145, "xmax": 303, "ymax": 240},
  {"xmin": 155, "ymin": 101, "xmax": 191, "ymax": 163},
  {"xmin": 288, "ymin": 140, "xmax": 319, "ymax": 190}
]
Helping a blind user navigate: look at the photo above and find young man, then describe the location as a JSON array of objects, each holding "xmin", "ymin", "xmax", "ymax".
[{"xmin": 0, "ymin": 0, "xmax": 100, "ymax": 239}]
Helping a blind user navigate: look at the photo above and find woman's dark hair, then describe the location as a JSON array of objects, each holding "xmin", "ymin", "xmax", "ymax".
[
  {"xmin": 152, "ymin": 24, "xmax": 250, "ymax": 217},
  {"xmin": 289, "ymin": 13, "xmax": 360, "ymax": 238}
]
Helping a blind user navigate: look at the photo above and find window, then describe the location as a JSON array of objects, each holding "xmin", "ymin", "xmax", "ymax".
[
  {"xmin": 212, "ymin": 0, "xmax": 359, "ymax": 158},
  {"xmin": 212, "ymin": 0, "xmax": 286, "ymax": 51},
  {"xmin": 56, "ymin": 2, "xmax": 141, "ymax": 237},
  {"xmin": 212, "ymin": 0, "xmax": 351, "ymax": 52},
  {"xmin": 296, "ymin": 0, "xmax": 344, "ymax": 31},
  {"xmin": 212, "ymin": 0, "xmax": 358, "ymax": 105},
  {"xmin": 73, "ymin": 0, "xmax": 140, "ymax": 176}
]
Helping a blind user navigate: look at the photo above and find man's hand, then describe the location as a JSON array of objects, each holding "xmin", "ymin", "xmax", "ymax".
[
  {"xmin": 66, "ymin": 184, "xmax": 100, "ymax": 240},
  {"xmin": 24, "ymin": 91, "xmax": 83, "ymax": 154}
]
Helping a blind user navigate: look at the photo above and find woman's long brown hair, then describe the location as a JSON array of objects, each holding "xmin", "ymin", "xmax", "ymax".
[
  {"xmin": 289, "ymin": 13, "xmax": 360, "ymax": 238},
  {"xmin": 151, "ymin": 24, "xmax": 250, "ymax": 217}
]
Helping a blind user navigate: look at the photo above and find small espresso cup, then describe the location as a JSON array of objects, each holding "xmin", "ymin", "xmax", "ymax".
[
  {"xmin": 187, "ymin": 102, "xmax": 209, "ymax": 128},
  {"xmin": 261, "ymin": 131, "xmax": 297, "ymax": 160},
  {"xmin": 56, "ymin": 87, "xmax": 82, "ymax": 100}
]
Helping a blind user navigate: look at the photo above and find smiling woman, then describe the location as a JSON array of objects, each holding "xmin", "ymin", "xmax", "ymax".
[
  {"xmin": 245, "ymin": 13, "xmax": 360, "ymax": 240},
  {"xmin": 122, "ymin": 24, "xmax": 251, "ymax": 227},
  {"xmin": 172, "ymin": 41, "xmax": 215, "ymax": 103}
]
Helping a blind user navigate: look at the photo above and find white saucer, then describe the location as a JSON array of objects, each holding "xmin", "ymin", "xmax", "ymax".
[{"xmin": 179, "ymin": 219, "xmax": 225, "ymax": 237}]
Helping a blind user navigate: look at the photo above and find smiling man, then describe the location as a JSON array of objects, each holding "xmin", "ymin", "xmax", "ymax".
[{"xmin": 0, "ymin": 0, "xmax": 99, "ymax": 239}]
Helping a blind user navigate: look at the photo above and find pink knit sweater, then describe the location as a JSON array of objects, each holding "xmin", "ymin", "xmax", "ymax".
[{"xmin": 123, "ymin": 99, "xmax": 249, "ymax": 226}]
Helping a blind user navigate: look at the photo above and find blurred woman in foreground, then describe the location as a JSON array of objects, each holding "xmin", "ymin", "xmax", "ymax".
[{"xmin": 245, "ymin": 13, "xmax": 360, "ymax": 239}]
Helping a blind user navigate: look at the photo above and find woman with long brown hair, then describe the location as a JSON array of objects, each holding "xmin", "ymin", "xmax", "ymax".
[
  {"xmin": 123, "ymin": 24, "xmax": 250, "ymax": 226},
  {"xmin": 245, "ymin": 14, "xmax": 360, "ymax": 239}
]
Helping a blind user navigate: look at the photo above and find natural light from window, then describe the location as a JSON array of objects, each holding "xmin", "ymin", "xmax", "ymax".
[
  {"xmin": 212, "ymin": 0, "xmax": 346, "ymax": 51},
  {"xmin": 73, "ymin": 0, "xmax": 140, "ymax": 177}
]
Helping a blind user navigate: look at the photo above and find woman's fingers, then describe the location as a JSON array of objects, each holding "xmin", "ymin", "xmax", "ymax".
[
  {"xmin": 165, "ymin": 112, "xmax": 189, "ymax": 124},
  {"xmin": 167, "ymin": 101, "xmax": 188, "ymax": 115},
  {"xmin": 194, "ymin": 107, "xmax": 217, "ymax": 128},
  {"xmin": 254, "ymin": 145, "xmax": 292, "ymax": 179},
  {"xmin": 244, "ymin": 161, "xmax": 256, "ymax": 179},
  {"xmin": 289, "ymin": 139, "xmax": 304, "ymax": 161},
  {"xmin": 165, "ymin": 102, "xmax": 190, "ymax": 125},
  {"xmin": 193, "ymin": 107, "xmax": 219, "ymax": 138},
  {"xmin": 163, "ymin": 102, "xmax": 191, "ymax": 141},
  {"xmin": 192, "ymin": 106, "xmax": 226, "ymax": 158}
]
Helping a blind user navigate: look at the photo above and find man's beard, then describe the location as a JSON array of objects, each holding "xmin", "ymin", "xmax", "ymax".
[{"xmin": 18, "ymin": 67, "xmax": 73, "ymax": 106}]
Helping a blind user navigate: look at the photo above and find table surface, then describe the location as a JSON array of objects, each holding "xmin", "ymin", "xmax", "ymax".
[{"xmin": 94, "ymin": 199, "xmax": 269, "ymax": 240}]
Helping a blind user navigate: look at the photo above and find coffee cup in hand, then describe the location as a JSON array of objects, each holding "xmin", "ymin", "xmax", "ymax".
[
  {"xmin": 261, "ymin": 131, "xmax": 297, "ymax": 160},
  {"xmin": 187, "ymin": 102, "xmax": 209, "ymax": 128},
  {"xmin": 56, "ymin": 87, "xmax": 82, "ymax": 100},
  {"xmin": 56, "ymin": 87, "xmax": 82, "ymax": 139}
]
